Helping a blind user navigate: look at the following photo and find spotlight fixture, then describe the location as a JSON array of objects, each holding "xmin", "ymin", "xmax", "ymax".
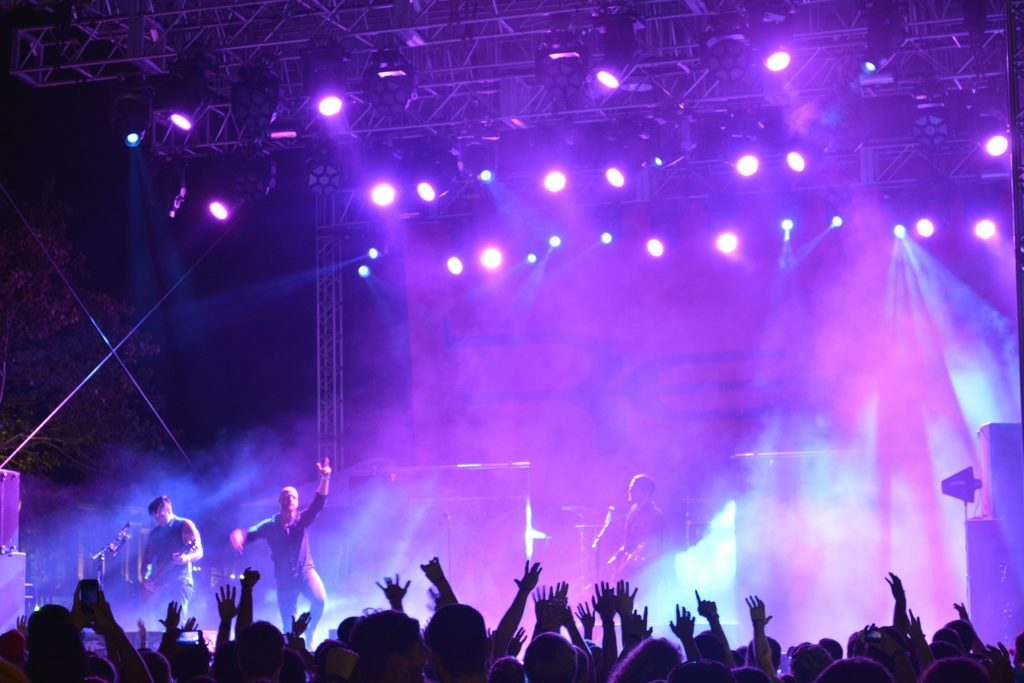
[
  {"xmin": 548, "ymin": 235, "xmax": 562, "ymax": 248},
  {"xmin": 785, "ymin": 151, "xmax": 806, "ymax": 172},
  {"xmin": 974, "ymin": 219, "xmax": 997, "ymax": 240},
  {"xmin": 543, "ymin": 170, "xmax": 568, "ymax": 193},
  {"xmin": 600, "ymin": 231, "xmax": 614, "ymax": 244},
  {"xmin": 304, "ymin": 41, "xmax": 349, "ymax": 119},
  {"xmin": 736, "ymin": 154, "xmax": 760, "ymax": 177},
  {"xmin": 701, "ymin": 13, "xmax": 753, "ymax": 83},
  {"xmin": 893, "ymin": 224, "xmax": 907, "ymax": 239},
  {"xmin": 912, "ymin": 111, "xmax": 948, "ymax": 146},
  {"xmin": 605, "ymin": 167, "xmax": 626, "ymax": 188},
  {"xmin": 526, "ymin": 253, "xmax": 539, "ymax": 264},
  {"xmin": 716, "ymin": 232, "xmax": 739, "ymax": 254},
  {"xmin": 368, "ymin": 248, "xmax": 381, "ymax": 260},
  {"xmin": 208, "ymin": 200, "xmax": 230, "ymax": 221},
  {"xmin": 158, "ymin": 61, "xmax": 213, "ymax": 131},
  {"xmin": 914, "ymin": 218, "xmax": 935, "ymax": 238},
  {"xmin": 536, "ymin": 31, "xmax": 587, "ymax": 104},
  {"xmin": 479, "ymin": 169, "xmax": 495, "ymax": 183},
  {"xmin": 481, "ymin": 247, "xmax": 504, "ymax": 270},
  {"xmin": 447, "ymin": 257, "xmax": 464, "ymax": 275},
  {"xmin": 764, "ymin": 50, "xmax": 791, "ymax": 72},
  {"xmin": 830, "ymin": 215, "xmax": 844, "ymax": 228},
  {"xmin": 594, "ymin": 12, "xmax": 639, "ymax": 90},
  {"xmin": 113, "ymin": 90, "xmax": 152, "ymax": 147},
  {"xmin": 863, "ymin": 0, "xmax": 906, "ymax": 73},
  {"xmin": 646, "ymin": 237, "xmax": 665, "ymax": 257},
  {"xmin": 306, "ymin": 151, "xmax": 346, "ymax": 195},
  {"xmin": 231, "ymin": 66, "xmax": 280, "ymax": 138},
  {"xmin": 358, "ymin": 265, "xmax": 372, "ymax": 278},
  {"xmin": 234, "ymin": 153, "xmax": 277, "ymax": 202},
  {"xmin": 364, "ymin": 49, "xmax": 415, "ymax": 118},
  {"xmin": 985, "ymin": 134, "xmax": 1009, "ymax": 157},
  {"xmin": 370, "ymin": 182, "xmax": 397, "ymax": 207},
  {"xmin": 416, "ymin": 182, "xmax": 438, "ymax": 202}
]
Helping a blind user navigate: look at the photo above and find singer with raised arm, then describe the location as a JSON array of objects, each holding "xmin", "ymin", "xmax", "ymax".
[
  {"xmin": 607, "ymin": 474, "xmax": 663, "ymax": 580},
  {"xmin": 230, "ymin": 457, "xmax": 331, "ymax": 642},
  {"xmin": 142, "ymin": 496, "xmax": 203, "ymax": 618}
]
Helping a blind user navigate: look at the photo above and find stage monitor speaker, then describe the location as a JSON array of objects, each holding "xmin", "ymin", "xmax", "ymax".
[
  {"xmin": 0, "ymin": 552, "xmax": 26, "ymax": 633},
  {"xmin": 0, "ymin": 470, "xmax": 19, "ymax": 551},
  {"xmin": 967, "ymin": 519, "xmax": 1024, "ymax": 645},
  {"xmin": 977, "ymin": 423, "xmax": 1024, "ymax": 521}
]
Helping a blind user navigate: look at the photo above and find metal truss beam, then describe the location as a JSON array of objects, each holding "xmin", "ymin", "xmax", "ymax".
[
  {"xmin": 1007, "ymin": 0, "xmax": 1024, "ymax": 431},
  {"xmin": 9, "ymin": 0, "xmax": 1010, "ymax": 155}
]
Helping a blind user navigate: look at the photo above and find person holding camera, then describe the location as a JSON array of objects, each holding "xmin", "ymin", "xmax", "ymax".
[
  {"xmin": 142, "ymin": 495, "xmax": 203, "ymax": 619},
  {"xmin": 229, "ymin": 457, "xmax": 331, "ymax": 643}
]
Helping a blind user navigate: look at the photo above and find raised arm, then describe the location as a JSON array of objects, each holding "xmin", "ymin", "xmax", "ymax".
[
  {"xmin": 670, "ymin": 604, "xmax": 700, "ymax": 662},
  {"xmin": 236, "ymin": 567, "xmax": 260, "ymax": 636},
  {"xmin": 90, "ymin": 590, "xmax": 154, "ymax": 683},
  {"xmin": 592, "ymin": 581, "xmax": 618, "ymax": 672},
  {"xmin": 746, "ymin": 595, "xmax": 779, "ymax": 682},
  {"xmin": 421, "ymin": 557, "xmax": 457, "ymax": 607},
  {"xmin": 316, "ymin": 457, "xmax": 331, "ymax": 497},
  {"xmin": 696, "ymin": 590, "xmax": 734, "ymax": 668},
  {"xmin": 885, "ymin": 573, "xmax": 909, "ymax": 635},
  {"xmin": 492, "ymin": 561, "xmax": 541, "ymax": 659},
  {"xmin": 215, "ymin": 585, "xmax": 237, "ymax": 649}
]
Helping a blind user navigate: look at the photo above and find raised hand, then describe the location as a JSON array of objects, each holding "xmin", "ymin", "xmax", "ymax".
[
  {"xmin": 507, "ymin": 627, "xmax": 528, "ymax": 657},
  {"xmin": 316, "ymin": 457, "xmax": 332, "ymax": 478},
  {"xmin": 622, "ymin": 607, "xmax": 653, "ymax": 649},
  {"xmin": 16, "ymin": 615, "xmax": 27, "ymax": 636},
  {"xmin": 593, "ymin": 581, "xmax": 616, "ymax": 622},
  {"xmin": 216, "ymin": 585, "xmax": 238, "ymax": 622},
  {"xmin": 241, "ymin": 567, "xmax": 261, "ymax": 589},
  {"xmin": 554, "ymin": 581, "xmax": 569, "ymax": 603},
  {"xmin": 427, "ymin": 586, "xmax": 441, "ymax": 612},
  {"xmin": 376, "ymin": 574, "xmax": 411, "ymax": 609},
  {"xmin": 745, "ymin": 595, "xmax": 772, "ymax": 626},
  {"xmin": 537, "ymin": 598, "xmax": 571, "ymax": 632},
  {"xmin": 985, "ymin": 643, "xmax": 1014, "ymax": 683},
  {"xmin": 136, "ymin": 619, "xmax": 148, "ymax": 649},
  {"xmin": 421, "ymin": 557, "xmax": 446, "ymax": 584},
  {"xmin": 954, "ymin": 602, "xmax": 971, "ymax": 622},
  {"xmin": 908, "ymin": 610, "xmax": 925, "ymax": 643},
  {"xmin": 160, "ymin": 601, "xmax": 182, "ymax": 632},
  {"xmin": 885, "ymin": 573, "xmax": 906, "ymax": 603},
  {"xmin": 575, "ymin": 602, "xmax": 596, "ymax": 638},
  {"xmin": 696, "ymin": 591, "xmax": 719, "ymax": 621},
  {"xmin": 183, "ymin": 616, "xmax": 198, "ymax": 632},
  {"xmin": 670, "ymin": 604, "xmax": 695, "ymax": 642},
  {"xmin": 91, "ymin": 591, "xmax": 119, "ymax": 637},
  {"xmin": 515, "ymin": 561, "xmax": 542, "ymax": 593},
  {"xmin": 292, "ymin": 612, "xmax": 312, "ymax": 637},
  {"xmin": 615, "ymin": 580, "xmax": 637, "ymax": 619}
]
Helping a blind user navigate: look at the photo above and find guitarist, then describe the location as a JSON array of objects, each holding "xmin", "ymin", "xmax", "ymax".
[
  {"xmin": 142, "ymin": 495, "xmax": 203, "ymax": 617},
  {"xmin": 607, "ymin": 474, "xmax": 664, "ymax": 580}
]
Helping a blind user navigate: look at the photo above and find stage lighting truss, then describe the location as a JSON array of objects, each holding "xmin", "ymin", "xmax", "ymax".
[
  {"xmin": 231, "ymin": 66, "xmax": 281, "ymax": 138},
  {"xmin": 363, "ymin": 49, "xmax": 416, "ymax": 119},
  {"xmin": 536, "ymin": 32, "xmax": 588, "ymax": 105},
  {"xmin": 862, "ymin": 0, "xmax": 907, "ymax": 73}
]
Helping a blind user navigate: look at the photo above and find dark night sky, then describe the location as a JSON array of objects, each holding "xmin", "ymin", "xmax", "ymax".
[{"xmin": 0, "ymin": 16, "xmax": 319, "ymax": 454}]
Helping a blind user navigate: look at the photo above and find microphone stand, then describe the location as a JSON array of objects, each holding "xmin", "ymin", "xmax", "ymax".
[{"xmin": 91, "ymin": 523, "xmax": 131, "ymax": 587}]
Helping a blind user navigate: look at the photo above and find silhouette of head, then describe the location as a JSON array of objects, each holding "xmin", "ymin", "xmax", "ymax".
[
  {"xmin": 489, "ymin": 657, "xmax": 525, "ymax": 683},
  {"xmin": 237, "ymin": 621, "xmax": 285, "ymax": 679},
  {"xmin": 524, "ymin": 633, "xmax": 577, "ymax": 683},
  {"xmin": 817, "ymin": 638, "xmax": 843, "ymax": 663},
  {"xmin": 790, "ymin": 643, "xmax": 832, "ymax": 683},
  {"xmin": 667, "ymin": 660, "xmax": 736, "ymax": 683},
  {"xmin": 608, "ymin": 638, "xmax": 681, "ymax": 683},
  {"xmin": 424, "ymin": 604, "xmax": 490, "ymax": 680},
  {"xmin": 629, "ymin": 475, "xmax": 656, "ymax": 504},
  {"xmin": 732, "ymin": 667, "xmax": 770, "ymax": 683},
  {"xmin": 919, "ymin": 657, "xmax": 988, "ymax": 683},
  {"xmin": 814, "ymin": 657, "xmax": 895, "ymax": 683},
  {"xmin": 349, "ymin": 610, "xmax": 426, "ymax": 683}
]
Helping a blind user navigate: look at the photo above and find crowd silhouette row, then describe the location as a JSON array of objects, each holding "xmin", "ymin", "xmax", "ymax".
[{"xmin": 0, "ymin": 560, "xmax": 1019, "ymax": 683}]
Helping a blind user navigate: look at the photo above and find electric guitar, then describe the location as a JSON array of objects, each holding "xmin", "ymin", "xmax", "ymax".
[{"xmin": 143, "ymin": 539, "xmax": 198, "ymax": 593}]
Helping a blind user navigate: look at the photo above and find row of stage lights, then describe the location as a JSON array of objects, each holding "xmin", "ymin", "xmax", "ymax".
[{"xmin": 353, "ymin": 215, "xmax": 1003, "ymax": 279}]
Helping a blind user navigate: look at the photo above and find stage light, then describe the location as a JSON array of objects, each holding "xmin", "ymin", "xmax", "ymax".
[
  {"xmin": 736, "ymin": 154, "xmax": 760, "ymax": 177},
  {"xmin": 765, "ymin": 50, "xmax": 791, "ymax": 72},
  {"xmin": 481, "ymin": 247, "xmax": 503, "ymax": 270},
  {"xmin": 416, "ymin": 182, "xmax": 438, "ymax": 202},
  {"xmin": 306, "ymin": 152, "xmax": 345, "ymax": 195},
  {"xmin": 114, "ymin": 91, "xmax": 151, "ymax": 147},
  {"xmin": 781, "ymin": 218, "xmax": 794, "ymax": 232},
  {"xmin": 447, "ymin": 256, "xmax": 464, "ymax": 275},
  {"xmin": 975, "ymin": 219, "xmax": 997, "ymax": 240},
  {"xmin": 653, "ymin": 156, "xmax": 664, "ymax": 167},
  {"xmin": 716, "ymin": 231, "xmax": 739, "ymax": 254},
  {"xmin": 317, "ymin": 95, "xmax": 343, "ymax": 117},
  {"xmin": 526, "ymin": 253, "xmax": 538, "ymax": 264},
  {"xmin": 364, "ymin": 49, "xmax": 415, "ymax": 118},
  {"xmin": 863, "ymin": 61, "xmax": 878, "ymax": 73},
  {"xmin": 208, "ymin": 201, "xmax": 230, "ymax": 221},
  {"xmin": 549, "ymin": 235, "xmax": 562, "ymax": 248},
  {"xmin": 913, "ymin": 112, "xmax": 948, "ymax": 146},
  {"xmin": 605, "ymin": 167, "xmax": 626, "ymax": 188},
  {"xmin": 915, "ymin": 218, "xmax": 935, "ymax": 238},
  {"xmin": 831, "ymin": 215, "xmax": 844, "ymax": 228},
  {"xmin": 233, "ymin": 152, "xmax": 277, "ymax": 202},
  {"xmin": 543, "ymin": 170, "xmax": 568, "ymax": 193},
  {"xmin": 479, "ymin": 169, "xmax": 495, "ymax": 183},
  {"xmin": 231, "ymin": 66, "xmax": 280, "ymax": 137},
  {"xmin": 785, "ymin": 151, "xmax": 806, "ymax": 172},
  {"xmin": 169, "ymin": 113, "xmax": 193, "ymax": 131},
  {"xmin": 985, "ymin": 134, "xmax": 1009, "ymax": 157},
  {"xmin": 124, "ymin": 132, "xmax": 143, "ymax": 147},
  {"xmin": 358, "ymin": 265, "xmax": 371, "ymax": 278},
  {"xmin": 370, "ymin": 183, "xmax": 397, "ymax": 207},
  {"xmin": 536, "ymin": 32, "xmax": 587, "ymax": 102},
  {"xmin": 646, "ymin": 238, "xmax": 665, "ymax": 258},
  {"xmin": 893, "ymin": 224, "xmax": 907, "ymax": 239},
  {"xmin": 702, "ymin": 25, "xmax": 752, "ymax": 83},
  {"xmin": 368, "ymin": 248, "xmax": 380, "ymax": 260},
  {"xmin": 600, "ymin": 231, "xmax": 614, "ymax": 244},
  {"xmin": 596, "ymin": 69, "xmax": 621, "ymax": 89}
]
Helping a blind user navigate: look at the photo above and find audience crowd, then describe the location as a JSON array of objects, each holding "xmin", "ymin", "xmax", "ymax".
[{"xmin": 0, "ymin": 561, "xmax": 1019, "ymax": 683}]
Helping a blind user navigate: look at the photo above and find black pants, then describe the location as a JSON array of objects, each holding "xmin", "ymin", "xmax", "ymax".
[{"xmin": 276, "ymin": 567, "xmax": 326, "ymax": 640}]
